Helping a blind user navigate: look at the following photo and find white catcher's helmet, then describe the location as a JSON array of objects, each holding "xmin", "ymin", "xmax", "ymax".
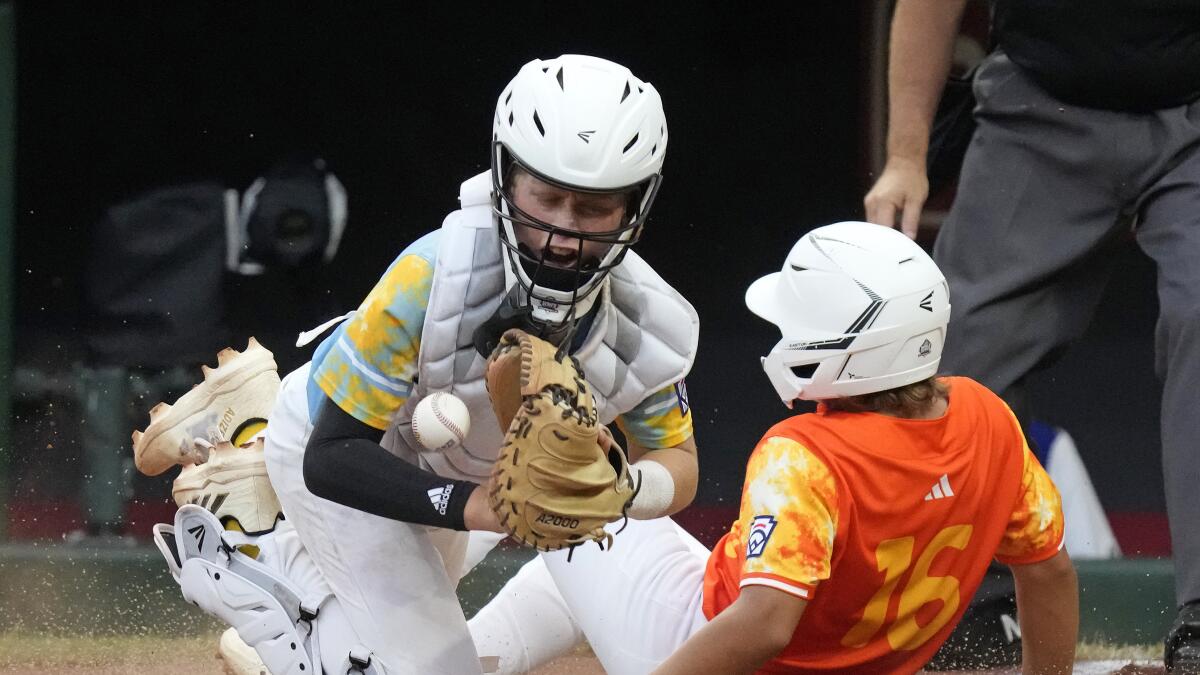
[
  {"xmin": 492, "ymin": 54, "xmax": 668, "ymax": 327},
  {"xmin": 745, "ymin": 222, "xmax": 951, "ymax": 405}
]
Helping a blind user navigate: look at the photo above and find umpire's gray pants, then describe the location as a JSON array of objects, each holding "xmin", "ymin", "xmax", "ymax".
[{"xmin": 935, "ymin": 52, "xmax": 1200, "ymax": 605}]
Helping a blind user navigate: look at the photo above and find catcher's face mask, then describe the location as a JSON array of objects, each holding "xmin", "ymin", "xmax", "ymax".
[
  {"xmin": 508, "ymin": 169, "xmax": 631, "ymax": 285},
  {"xmin": 493, "ymin": 153, "xmax": 654, "ymax": 331}
]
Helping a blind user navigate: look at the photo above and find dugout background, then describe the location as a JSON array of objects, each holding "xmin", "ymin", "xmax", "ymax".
[{"xmin": 8, "ymin": 2, "xmax": 1166, "ymax": 545}]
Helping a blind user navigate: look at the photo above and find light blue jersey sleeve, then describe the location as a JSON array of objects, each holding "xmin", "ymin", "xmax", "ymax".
[
  {"xmin": 616, "ymin": 379, "xmax": 694, "ymax": 449},
  {"xmin": 306, "ymin": 231, "xmax": 441, "ymax": 429}
]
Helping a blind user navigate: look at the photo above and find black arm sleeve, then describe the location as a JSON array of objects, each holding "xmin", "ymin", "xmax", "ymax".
[{"xmin": 303, "ymin": 395, "xmax": 478, "ymax": 530}]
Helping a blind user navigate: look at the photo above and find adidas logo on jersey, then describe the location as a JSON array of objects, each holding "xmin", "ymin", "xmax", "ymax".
[
  {"xmin": 923, "ymin": 474, "xmax": 955, "ymax": 501},
  {"xmin": 428, "ymin": 485, "xmax": 454, "ymax": 515}
]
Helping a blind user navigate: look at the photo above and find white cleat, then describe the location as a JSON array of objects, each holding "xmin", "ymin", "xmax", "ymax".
[
  {"xmin": 132, "ymin": 337, "xmax": 281, "ymax": 476},
  {"xmin": 218, "ymin": 626, "xmax": 269, "ymax": 675},
  {"xmin": 173, "ymin": 438, "xmax": 283, "ymax": 536}
]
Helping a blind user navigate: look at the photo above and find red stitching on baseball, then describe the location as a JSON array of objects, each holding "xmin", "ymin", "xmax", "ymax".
[{"xmin": 431, "ymin": 394, "xmax": 466, "ymax": 442}]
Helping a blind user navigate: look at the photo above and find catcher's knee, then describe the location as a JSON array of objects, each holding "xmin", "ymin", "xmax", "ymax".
[
  {"xmin": 469, "ymin": 556, "xmax": 584, "ymax": 675},
  {"xmin": 155, "ymin": 505, "xmax": 382, "ymax": 675}
]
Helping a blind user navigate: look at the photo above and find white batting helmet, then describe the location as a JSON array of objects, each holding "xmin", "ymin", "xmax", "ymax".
[
  {"xmin": 491, "ymin": 54, "xmax": 668, "ymax": 327},
  {"xmin": 746, "ymin": 222, "xmax": 951, "ymax": 405}
]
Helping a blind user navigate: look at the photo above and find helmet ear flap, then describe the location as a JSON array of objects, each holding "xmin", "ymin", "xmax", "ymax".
[
  {"xmin": 788, "ymin": 363, "xmax": 819, "ymax": 380},
  {"xmin": 761, "ymin": 348, "xmax": 825, "ymax": 406}
]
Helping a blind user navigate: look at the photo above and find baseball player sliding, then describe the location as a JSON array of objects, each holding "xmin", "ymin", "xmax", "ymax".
[
  {"xmin": 472, "ymin": 222, "xmax": 1078, "ymax": 674},
  {"xmin": 132, "ymin": 53, "xmax": 699, "ymax": 674}
]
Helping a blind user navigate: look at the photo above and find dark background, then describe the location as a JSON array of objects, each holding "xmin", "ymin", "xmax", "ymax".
[{"xmin": 10, "ymin": 2, "xmax": 1166, "ymax": 539}]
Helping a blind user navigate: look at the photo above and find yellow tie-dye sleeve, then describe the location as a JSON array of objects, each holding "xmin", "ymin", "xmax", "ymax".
[
  {"xmin": 313, "ymin": 250, "xmax": 434, "ymax": 430},
  {"xmin": 615, "ymin": 381, "xmax": 693, "ymax": 449},
  {"xmin": 734, "ymin": 436, "xmax": 839, "ymax": 600},
  {"xmin": 994, "ymin": 445, "xmax": 1065, "ymax": 565}
]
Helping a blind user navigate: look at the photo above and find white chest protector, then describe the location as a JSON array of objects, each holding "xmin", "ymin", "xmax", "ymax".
[{"xmin": 380, "ymin": 171, "xmax": 699, "ymax": 482}]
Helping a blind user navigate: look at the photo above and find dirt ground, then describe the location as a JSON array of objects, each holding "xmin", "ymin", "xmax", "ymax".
[
  {"xmin": 0, "ymin": 633, "xmax": 603, "ymax": 675},
  {"xmin": 0, "ymin": 633, "xmax": 1164, "ymax": 674}
]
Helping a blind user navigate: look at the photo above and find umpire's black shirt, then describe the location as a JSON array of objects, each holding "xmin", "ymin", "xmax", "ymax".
[{"xmin": 993, "ymin": 0, "xmax": 1200, "ymax": 111}]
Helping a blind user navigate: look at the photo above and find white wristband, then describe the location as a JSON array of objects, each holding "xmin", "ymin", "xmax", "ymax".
[{"xmin": 628, "ymin": 460, "xmax": 676, "ymax": 520}]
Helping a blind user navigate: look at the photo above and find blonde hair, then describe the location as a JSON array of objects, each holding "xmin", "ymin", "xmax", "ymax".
[{"xmin": 823, "ymin": 377, "xmax": 949, "ymax": 418}]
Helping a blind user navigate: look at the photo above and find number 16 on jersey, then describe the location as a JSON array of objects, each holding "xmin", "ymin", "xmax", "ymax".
[{"xmin": 841, "ymin": 524, "xmax": 974, "ymax": 652}]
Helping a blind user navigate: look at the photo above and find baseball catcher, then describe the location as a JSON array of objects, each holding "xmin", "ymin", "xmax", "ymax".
[{"xmin": 485, "ymin": 328, "xmax": 637, "ymax": 552}]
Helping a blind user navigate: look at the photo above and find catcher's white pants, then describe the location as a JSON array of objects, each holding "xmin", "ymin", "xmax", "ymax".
[
  {"xmin": 264, "ymin": 363, "xmax": 484, "ymax": 675},
  {"xmin": 470, "ymin": 517, "xmax": 710, "ymax": 675}
]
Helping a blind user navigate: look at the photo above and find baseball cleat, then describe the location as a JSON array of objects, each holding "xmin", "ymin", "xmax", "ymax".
[
  {"xmin": 172, "ymin": 437, "xmax": 283, "ymax": 537},
  {"xmin": 132, "ymin": 337, "xmax": 281, "ymax": 477},
  {"xmin": 217, "ymin": 626, "xmax": 269, "ymax": 675},
  {"xmin": 1167, "ymin": 601, "xmax": 1200, "ymax": 673}
]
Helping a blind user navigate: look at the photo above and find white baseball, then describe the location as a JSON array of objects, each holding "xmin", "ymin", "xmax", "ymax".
[{"xmin": 411, "ymin": 392, "xmax": 471, "ymax": 451}]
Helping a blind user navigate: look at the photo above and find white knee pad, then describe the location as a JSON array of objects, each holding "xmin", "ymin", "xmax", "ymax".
[{"xmin": 155, "ymin": 505, "xmax": 381, "ymax": 675}]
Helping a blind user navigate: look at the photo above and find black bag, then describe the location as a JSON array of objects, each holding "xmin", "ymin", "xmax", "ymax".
[{"xmin": 85, "ymin": 183, "xmax": 230, "ymax": 368}]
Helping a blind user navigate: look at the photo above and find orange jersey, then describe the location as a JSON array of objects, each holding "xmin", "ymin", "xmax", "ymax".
[{"xmin": 702, "ymin": 377, "xmax": 1064, "ymax": 674}]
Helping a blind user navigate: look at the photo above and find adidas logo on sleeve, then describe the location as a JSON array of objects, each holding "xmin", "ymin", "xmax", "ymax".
[{"xmin": 428, "ymin": 485, "xmax": 454, "ymax": 515}]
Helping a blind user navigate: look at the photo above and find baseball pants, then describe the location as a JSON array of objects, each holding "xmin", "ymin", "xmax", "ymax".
[
  {"xmin": 263, "ymin": 363, "xmax": 483, "ymax": 675},
  {"xmin": 935, "ymin": 51, "xmax": 1200, "ymax": 604},
  {"xmin": 471, "ymin": 516, "xmax": 710, "ymax": 675}
]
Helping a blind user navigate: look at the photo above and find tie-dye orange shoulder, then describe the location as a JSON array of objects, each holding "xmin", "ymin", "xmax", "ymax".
[
  {"xmin": 994, "ymin": 444, "xmax": 1065, "ymax": 564},
  {"xmin": 720, "ymin": 436, "xmax": 839, "ymax": 600}
]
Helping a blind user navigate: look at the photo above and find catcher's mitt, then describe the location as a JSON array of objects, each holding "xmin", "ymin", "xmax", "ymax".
[{"xmin": 486, "ymin": 329, "xmax": 636, "ymax": 552}]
